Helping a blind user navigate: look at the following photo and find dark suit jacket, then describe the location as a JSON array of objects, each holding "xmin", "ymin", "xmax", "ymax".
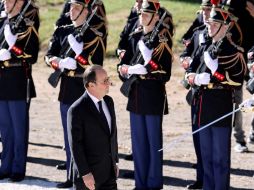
[{"xmin": 67, "ymin": 92, "xmax": 118, "ymax": 185}]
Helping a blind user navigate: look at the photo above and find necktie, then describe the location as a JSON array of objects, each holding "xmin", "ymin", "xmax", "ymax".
[{"xmin": 98, "ymin": 101, "xmax": 110, "ymax": 133}]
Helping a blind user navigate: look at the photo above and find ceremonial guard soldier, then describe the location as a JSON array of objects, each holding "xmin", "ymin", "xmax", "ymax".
[
  {"xmin": 116, "ymin": 0, "xmax": 142, "ymax": 61},
  {"xmin": 45, "ymin": 0, "xmax": 106, "ymax": 188},
  {"xmin": 0, "ymin": 0, "xmax": 39, "ymax": 182},
  {"xmin": 55, "ymin": 0, "xmax": 107, "ymax": 49},
  {"xmin": 186, "ymin": 1, "xmax": 246, "ymax": 189},
  {"xmin": 180, "ymin": 1, "xmax": 212, "ymax": 188},
  {"xmin": 117, "ymin": 0, "xmax": 174, "ymax": 189}
]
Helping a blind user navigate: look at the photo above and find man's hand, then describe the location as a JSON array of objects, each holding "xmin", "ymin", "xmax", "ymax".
[
  {"xmin": 118, "ymin": 64, "xmax": 129, "ymax": 78},
  {"xmin": 128, "ymin": 64, "xmax": 147, "ymax": 75},
  {"xmin": 82, "ymin": 173, "xmax": 95, "ymax": 190},
  {"xmin": 194, "ymin": 72, "xmax": 211, "ymax": 86},
  {"xmin": 58, "ymin": 57, "xmax": 77, "ymax": 71},
  {"xmin": 115, "ymin": 165, "xmax": 119, "ymax": 178},
  {"xmin": 4, "ymin": 24, "xmax": 17, "ymax": 49},
  {"xmin": 0, "ymin": 49, "xmax": 11, "ymax": 61},
  {"xmin": 180, "ymin": 57, "xmax": 192, "ymax": 70}
]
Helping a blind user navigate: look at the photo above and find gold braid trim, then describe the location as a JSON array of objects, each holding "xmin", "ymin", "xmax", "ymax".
[{"xmin": 83, "ymin": 36, "xmax": 106, "ymax": 61}]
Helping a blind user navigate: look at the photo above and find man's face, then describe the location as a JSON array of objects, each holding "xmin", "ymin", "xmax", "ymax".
[
  {"xmin": 140, "ymin": 11, "xmax": 153, "ymax": 26},
  {"xmin": 94, "ymin": 70, "xmax": 110, "ymax": 97},
  {"xmin": 70, "ymin": 3, "xmax": 88, "ymax": 21},
  {"xmin": 208, "ymin": 21, "xmax": 221, "ymax": 37},
  {"xmin": 202, "ymin": 7, "xmax": 211, "ymax": 23},
  {"xmin": 4, "ymin": 0, "xmax": 17, "ymax": 13}
]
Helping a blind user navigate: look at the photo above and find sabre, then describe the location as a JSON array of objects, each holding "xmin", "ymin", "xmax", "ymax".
[{"xmin": 158, "ymin": 99, "xmax": 254, "ymax": 152}]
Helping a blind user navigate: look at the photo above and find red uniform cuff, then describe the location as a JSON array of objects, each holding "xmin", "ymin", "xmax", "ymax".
[
  {"xmin": 11, "ymin": 46, "xmax": 23, "ymax": 55},
  {"xmin": 76, "ymin": 55, "xmax": 88, "ymax": 65},
  {"xmin": 51, "ymin": 61, "xmax": 59, "ymax": 70},
  {"xmin": 148, "ymin": 60, "xmax": 158, "ymax": 70},
  {"xmin": 213, "ymin": 72, "xmax": 224, "ymax": 81}
]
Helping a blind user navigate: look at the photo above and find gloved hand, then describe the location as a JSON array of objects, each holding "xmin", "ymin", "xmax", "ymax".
[
  {"xmin": 240, "ymin": 98, "xmax": 254, "ymax": 112},
  {"xmin": 118, "ymin": 64, "xmax": 129, "ymax": 78},
  {"xmin": 194, "ymin": 72, "xmax": 211, "ymax": 86},
  {"xmin": 204, "ymin": 51, "xmax": 218, "ymax": 75},
  {"xmin": 68, "ymin": 34, "xmax": 83, "ymax": 57},
  {"xmin": 138, "ymin": 40, "xmax": 153, "ymax": 65},
  {"xmin": 128, "ymin": 64, "xmax": 148, "ymax": 75},
  {"xmin": 58, "ymin": 57, "xmax": 77, "ymax": 71},
  {"xmin": 0, "ymin": 48, "xmax": 11, "ymax": 61},
  {"xmin": 4, "ymin": 24, "xmax": 17, "ymax": 49}
]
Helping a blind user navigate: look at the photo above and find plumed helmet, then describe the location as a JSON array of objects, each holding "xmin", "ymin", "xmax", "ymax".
[
  {"xmin": 69, "ymin": 0, "xmax": 91, "ymax": 8},
  {"xmin": 201, "ymin": 0, "xmax": 212, "ymax": 7},
  {"xmin": 141, "ymin": 0, "xmax": 160, "ymax": 14},
  {"xmin": 208, "ymin": 0, "xmax": 232, "ymax": 24}
]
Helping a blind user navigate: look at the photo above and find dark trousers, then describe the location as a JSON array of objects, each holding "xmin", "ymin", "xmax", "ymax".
[
  {"xmin": 130, "ymin": 112, "xmax": 163, "ymax": 189},
  {"xmin": 0, "ymin": 100, "xmax": 28, "ymax": 175},
  {"xmin": 199, "ymin": 126, "xmax": 231, "ymax": 190},
  {"xmin": 60, "ymin": 102, "xmax": 71, "ymax": 178},
  {"xmin": 74, "ymin": 175, "xmax": 117, "ymax": 190},
  {"xmin": 191, "ymin": 103, "xmax": 203, "ymax": 182}
]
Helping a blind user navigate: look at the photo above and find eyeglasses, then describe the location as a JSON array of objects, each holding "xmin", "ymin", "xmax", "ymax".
[{"xmin": 95, "ymin": 77, "xmax": 111, "ymax": 85}]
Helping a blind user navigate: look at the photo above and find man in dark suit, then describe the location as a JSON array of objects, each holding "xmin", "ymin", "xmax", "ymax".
[{"xmin": 67, "ymin": 65, "xmax": 118, "ymax": 190}]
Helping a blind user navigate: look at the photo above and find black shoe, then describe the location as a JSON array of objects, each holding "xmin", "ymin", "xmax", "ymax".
[
  {"xmin": 0, "ymin": 173, "xmax": 11, "ymax": 180},
  {"xmin": 56, "ymin": 163, "xmax": 66, "ymax": 170},
  {"xmin": 187, "ymin": 181, "xmax": 203, "ymax": 189},
  {"xmin": 9, "ymin": 173, "xmax": 25, "ymax": 182},
  {"xmin": 122, "ymin": 171, "xmax": 134, "ymax": 179},
  {"xmin": 124, "ymin": 154, "xmax": 133, "ymax": 161},
  {"xmin": 56, "ymin": 180, "xmax": 73, "ymax": 188}
]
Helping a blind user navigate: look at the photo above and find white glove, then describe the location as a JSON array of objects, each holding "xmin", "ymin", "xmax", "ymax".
[
  {"xmin": 68, "ymin": 34, "xmax": 83, "ymax": 57},
  {"xmin": 4, "ymin": 24, "xmax": 17, "ymax": 49},
  {"xmin": 0, "ymin": 48, "xmax": 11, "ymax": 61},
  {"xmin": 240, "ymin": 98, "xmax": 254, "ymax": 112},
  {"xmin": 138, "ymin": 40, "xmax": 153, "ymax": 65},
  {"xmin": 194, "ymin": 72, "xmax": 211, "ymax": 86},
  {"xmin": 128, "ymin": 64, "xmax": 148, "ymax": 75},
  {"xmin": 204, "ymin": 51, "xmax": 218, "ymax": 75},
  {"xmin": 59, "ymin": 57, "xmax": 77, "ymax": 71}
]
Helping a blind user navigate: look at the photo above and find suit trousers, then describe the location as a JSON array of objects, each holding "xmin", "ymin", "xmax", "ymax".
[
  {"xmin": 191, "ymin": 103, "xmax": 203, "ymax": 182},
  {"xmin": 0, "ymin": 100, "xmax": 28, "ymax": 175},
  {"xmin": 130, "ymin": 112, "xmax": 163, "ymax": 189},
  {"xmin": 199, "ymin": 126, "xmax": 231, "ymax": 190},
  {"xmin": 60, "ymin": 102, "xmax": 71, "ymax": 178}
]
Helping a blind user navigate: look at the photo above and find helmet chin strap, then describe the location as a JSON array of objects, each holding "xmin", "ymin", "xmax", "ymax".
[
  {"xmin": 211, "ymin": 23, "xmax": 222, "ymax": 38},
  {"xmin": 146, "ymin": 13, "xmax": 154, "ymax": 26},
  {"xmin": 73, "ymin": 6, "xmax": 85, "ymax": 22}
]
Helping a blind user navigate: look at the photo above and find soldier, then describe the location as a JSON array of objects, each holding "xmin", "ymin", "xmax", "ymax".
[
  {"xmin": 118, "ymin": 0, "xmax": 174, "ymax": 189},
  {"xmin": 45, "ymin": 0, "xmax": 106, "ymax": 188},
  {"xmin": 180, "ymin": 1, "xmax": 212, "ymax": 189},
  {"xmin": 116, "ymin": 0, "xmax": 142, "ymax": 61},
  {"xmin": 54, "ymin": 0, "xmax": 107, "ymax": 173},
  {"xmin": 246, "ymin": 46, "xmax": 254, "ymax": 143},
  {"xmin": 186, "ymin": 1, "xmax": 246, "ymax": 189},
  {"xmin": 0, "ymin": 0, "xmax": 39, "ymax": 182},
  {"xmin": 55, "ymin": 0, "xmax": 107, "ymax": 46},
  {"xmin": 225, "ymin": 0, "xmax": 254, "ymax": 153}
]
